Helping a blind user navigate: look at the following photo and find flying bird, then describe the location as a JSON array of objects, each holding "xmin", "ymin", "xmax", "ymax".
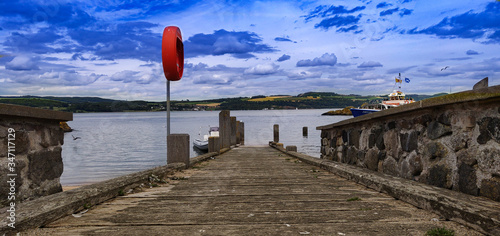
[
  {"xmin": 72, "ymin": 135, "xmax": 81, "ymax": 140},
  {"xmin": 441, "ymin": 66, "xmax": 449, "ymax": 71}
]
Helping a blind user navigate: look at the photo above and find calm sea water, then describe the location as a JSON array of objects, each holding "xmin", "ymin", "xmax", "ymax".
[{"xmin": 61, "ymin": 109, "xmax": 350, "ymax": 185}]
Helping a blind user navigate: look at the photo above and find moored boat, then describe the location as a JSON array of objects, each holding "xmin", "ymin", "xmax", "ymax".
[
  {"xmin": 193, "ymin": 127, "xmax": 219, "ymax": 151},
  {"xmin": 351, "ymin": 74, "xmax": 415, "ymax": 117},
  {"xmin": 350, "ymin": 104, "xmax": 392, "ymax": 117}
]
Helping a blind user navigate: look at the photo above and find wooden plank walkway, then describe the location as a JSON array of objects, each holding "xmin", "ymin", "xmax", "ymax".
[{"xmin": 26, "ymin": 146, "xmax": 481, "ymax": 235}]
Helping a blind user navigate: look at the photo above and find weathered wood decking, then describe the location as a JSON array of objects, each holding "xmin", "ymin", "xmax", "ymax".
[{"xmin": 26, "ymin": 147, "xmax": 481, "ymax": 235}]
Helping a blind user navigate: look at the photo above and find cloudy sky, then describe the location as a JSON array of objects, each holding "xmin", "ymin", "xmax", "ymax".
[{"xmin": 0, "ymin": 0, "xmax": 499, "ymax": 101}]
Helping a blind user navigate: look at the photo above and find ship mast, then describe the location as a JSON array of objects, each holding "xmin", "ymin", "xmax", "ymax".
[{"xmin": 398, "ymin": 73, "xmax": 402, "ymax": 91}]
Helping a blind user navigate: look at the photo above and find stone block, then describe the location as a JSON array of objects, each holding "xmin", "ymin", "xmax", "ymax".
[
  {"xmin": 0, "ymin": 125, "xmax": 7, "ymax": 138},
  {"xmin": 450, "ymin": 132, "xmax": 469, "ymax": 151},
  {"xmin": 345, "ymin": 147, "xmax": 357, "ymax": 165},
  {"xmin": 0, "ymin": 137, "xmax": 5, "ymax": 158},
  {"xmin": 336, "ymin": 137, "xmax": 343, "ymax": 146},
  {"xmin": 382, "ymin": 156, "xmax": 398, "ymax": 176},
  {"xmin": 383, "ymin": 130, "xmax": 398, "ymax": 158},
  {"xmin": 0, "ymin": 158, "xmax": 26, "ymax": 206},
  {"xmin": 400, "ymin": 159, "xmax": 412, "ymax": 180},
  {"xmin": 399, "ymin": 119, "xmax": 412, "ymax": 130},
  {"xmin": 167, "ymin": 134, "xmax": 190, "ymax": 167},
  {"xmin": 341, "ymin": 130, "xmax": 348, "ymax": 144},
  {"xmin": 359, "ymin": 129, "xmax": 369, "ymax": 150},
  {"xmin": 378, "ymin": 150, "xmax": 387, "ymax": 161},
  {"xmin": 476, "ymin": 148, "xmax": 500, "ymax": 176},
  {"xmin": 458, "ymin": 163, "xmax": 478, "ymax": 196},
  {"xmin": 400, "ymin": 131, "xmax": 418, "ymax": 152},
  {"xmin": 414, "ymin": 114, "xmax": 432, "ymax": 126},
  {"xmin": 15, "ymin": 130, "xmax": 30, "ymax": 154},
  {"xmin": 386, "ymin": 121, "xmax": 396, "ymax": 130},
  {"xmin": 357, "ymin": 150, "xmax": 366, "ymax": 162},
  {"xmin": 325, "ymin": 147, "xmax": 331, "ymax": 156},
  {"xmin": 480, "ymin": 179, "xmax": 500, "ymax": 202},
  {"xmin": 329, "ymin": 130, "xmax": 337, "ymax": 140},
  {"xmin": 322, "ymin": 138, "xmax": 328, "ymax": 146},
  {"xmin": 427, "ymin": 165, "xmax": 451, "ymax": 189},
  {"xmin": 427, "ymin": 121, "xmax": 452, "ymax": 140},
  {"xmin": 286, "ymin": 145, "xmax": 297, "ymax": 152},
  {"xmin": 330, "ymin": 139, "xmax": 336, "ymax": 149},
  {"xmin": 457, "ymin": 150, "xmax": 477, "ymax": 166},
  {"xmin": 320, "ymin": 130, "xmax": 327, "ymax": 138},
  {"xmin": 28, "ymin": 147, "xmax": 63, "ymax": 186},
  {"xmin": 348, "ymin": 129, "xmax": 360, "ymax": 148},
  {"xmin": 438, "ymin": 113, "xmax": 451, "ymax": 126},
  {"xmin": 407, "ymin": 153, "xmax": 422, "ymax": 176},
  {"xmin": 368, "ymin": 127, "xmax": 384, "ymax": 150},
  {"xmin": 425, "ymin": 141, "xmax": 448, "ymax": 160},
  {"xmin": 453, "ymin": 113, "xmax": 476, "ymax": 130},
  {"xmin": 477, "ymin": 117, "xmax": 500, "ymax": 144},
  {"xmin": 365, "ymin": 149, "xmax": 379, "ymax": 171}
]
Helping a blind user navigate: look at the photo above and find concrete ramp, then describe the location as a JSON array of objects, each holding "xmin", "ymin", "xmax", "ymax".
[{"xmin": 24, "ymin": 147, "xmax": 481, "ymax": 235}]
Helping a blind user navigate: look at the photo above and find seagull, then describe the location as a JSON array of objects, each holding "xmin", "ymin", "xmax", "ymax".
[
  {"xmin": 441, "ymin": 66, "xmax": 449, "ymax": 71},
  {"xmin": 72, "ymin": 135, "xmax": 81, "ymax": 140}
]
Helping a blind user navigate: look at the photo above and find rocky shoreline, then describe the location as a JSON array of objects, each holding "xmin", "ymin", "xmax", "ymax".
[{"xmin": 321, "ymin": 106, "xmax": 354, "ymax": 116}]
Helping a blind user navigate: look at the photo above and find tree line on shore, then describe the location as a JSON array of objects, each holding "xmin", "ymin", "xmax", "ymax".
[{"xmin": 0, "ymin": 92, "xmax": 445, "ymax": 113}]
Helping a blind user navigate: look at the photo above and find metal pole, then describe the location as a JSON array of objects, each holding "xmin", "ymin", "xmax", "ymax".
[{"xmin": 167, "ymin": 80, "xmax": 171, "ymax": 136}]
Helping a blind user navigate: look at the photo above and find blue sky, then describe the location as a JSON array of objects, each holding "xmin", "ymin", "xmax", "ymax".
[{"xmin": 0, "ymin": 0, "xmax": 499, "ymax": 101}]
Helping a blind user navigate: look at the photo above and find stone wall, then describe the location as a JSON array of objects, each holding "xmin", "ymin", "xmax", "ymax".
[
  {"xmin": 317, "ymin": 85, "xmax": 500, "ymax": 202},
  {"xmin": 0, "ymin": 104, "xmax": 72, "ymax": 207}
]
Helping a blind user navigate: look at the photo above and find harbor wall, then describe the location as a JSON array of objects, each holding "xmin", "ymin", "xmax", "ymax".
[
  {"xmin": 0, "ymin": 104, "xmax": 72, "ymax": 207},
  {"xmin": 317, "ymin": 85, "xmax": 500, "ymax": 202}
]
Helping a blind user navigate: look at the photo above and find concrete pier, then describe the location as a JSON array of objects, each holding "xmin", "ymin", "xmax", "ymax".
[
  {"xmin": 167, "ymin": 134, "xmax": 190, "ymax": 167},
  {"xmin": 273, "ymin": 124, "xmax": 279, "ymax": 143},
  {"xmin": 230, "ymin": 116, "xmax": 237, "ymax": 146},
  {"xmin": 22, "ymin": 146, "xmax": 486, "ymax": 235},
  {"xmin": 236, "ymin": 120, "xmax": 241, "ymax": 144},
  {"xmin": 219, "ymin": 110, "xmax": 231, "ymax": 149},
  {"xmin": 208, "ymin": 136, "xmax": 220, "ymax": 154},
  {"xmin": 239, "ymin": 122, "xmax": 245, "ymax": 145}
]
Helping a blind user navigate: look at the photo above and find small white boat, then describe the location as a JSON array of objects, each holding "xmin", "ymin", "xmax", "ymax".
[{"xmin": 193, "ymin": 127, "xmax": 219, "ymax": 151}]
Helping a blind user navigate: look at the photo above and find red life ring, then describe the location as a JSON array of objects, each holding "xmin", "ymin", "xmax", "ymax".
[{"xmin": 162, "ymin": 26, "xmax": 184, "ymax": 81}]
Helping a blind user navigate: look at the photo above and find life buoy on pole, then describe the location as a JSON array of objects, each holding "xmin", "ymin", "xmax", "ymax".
[{"xmin": 162, "ymin": 26, "xmax": 184, "ymax": 81}]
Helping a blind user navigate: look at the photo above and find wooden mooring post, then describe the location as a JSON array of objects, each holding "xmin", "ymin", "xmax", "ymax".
[
  {"xmin": 219, "ymin": 110, "xmax": 231, "ymax": 149},
  {"xmin": 230, "ymin": 116, "xmax": 237, "ymax": 146},
  {"xmin": 208, "ymin": 136, "xmax": 220, "ymax": 154},
  {"xmin": 273, "ymin": 124, "xmax": 279, "ymax": 143},
  {"xmin": 167, "ymin": 134, "xmax": 190, "ymax": 167}
]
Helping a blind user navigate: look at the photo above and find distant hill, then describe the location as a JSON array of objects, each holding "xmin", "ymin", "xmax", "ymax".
[{"xmin": 0, "ymin": 92, "xmax": 447, "ymax": 113}]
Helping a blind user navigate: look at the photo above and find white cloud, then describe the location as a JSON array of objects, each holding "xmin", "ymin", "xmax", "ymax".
[
  {"xmin": 358, "ymin": 61, "xmax": 383, "ymax": 68},
  {"xmin": 286, "ymin": 70, "xmax": 322, "ymax": 80},
  {"xmin": 244, "ymin": 63, "xmax": 280, "ymax": 75},
  {"xmin": 296, "ymin": 53, "xmax": 337, "ymax": 67},
  {"xmin": 5, "ymin": 56, "xmax": 39, "ymax": 71}
]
